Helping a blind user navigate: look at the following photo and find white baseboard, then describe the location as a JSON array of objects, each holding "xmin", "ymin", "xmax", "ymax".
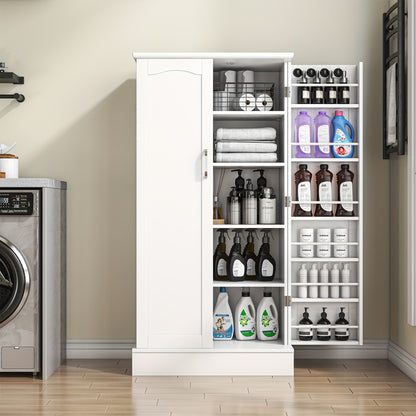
[
  {"xmin": 67, "ymin": 339, "xmax": 389, "ymax": 360},
  {"xmin": 388, "ymin": 341, "xmax": 416, "ymax": 382},
  {"xmin": 294, "ymin": 339, "xmax": 389, "ymax": 359},
  {"xmin": 66, "ymin": 340, "xmax": 134, "ymax": 359}
]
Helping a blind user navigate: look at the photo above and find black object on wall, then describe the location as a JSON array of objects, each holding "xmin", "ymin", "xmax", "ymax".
[{"xmin": 383, "ymin": 0, "xmax": 406, "ymax": 159}]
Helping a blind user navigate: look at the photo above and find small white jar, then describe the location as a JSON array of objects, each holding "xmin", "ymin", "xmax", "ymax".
[
  {"xmin": 299, "ymin": 245, "xmax": 314, "ymax": 258},
  {"xmin": 317, "ymin": 244, "xmax": 331, "ymax": 258},
  {"xmin": 334, "ymin": 244, "xmax": 348, "ymax": 258},
  {"xmin": 317, "ymin": 228, "xmax": 331, "ymax": 243},
  {"xmin": 299, "ymin": 228, "xmax": 314, "ymax": 243},
  {"xmin": 334, "ymin": 228, "xmax": 348, "ymax": 243}
]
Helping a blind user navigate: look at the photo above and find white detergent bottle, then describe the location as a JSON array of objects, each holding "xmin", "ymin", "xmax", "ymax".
[
  {"xmin": 256, "ymin": 290, "xmax": 279, "ymax": 340},
  {"xmin": 213, "ymin": 287, "xmax": 233, "ymax": 340},
  {"xmin": 235, "ymin": 289, "xmax": 256, "ymax": 340}
]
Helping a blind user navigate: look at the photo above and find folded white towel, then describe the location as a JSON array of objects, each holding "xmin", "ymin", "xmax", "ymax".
[
  {"xmin": 215, "ymin": 153, "xmax": 278, "ymax": 162},
  {"xmin": 216, "ymin": 142, "xmax": 277, "ymax": 153},
  {"xmin": 216, "ymin": 127, "xmax": 276, "ymax": 141},
  {"xmin": 386, "ymin": 63, "xmax": 397, "ymax": 146}
]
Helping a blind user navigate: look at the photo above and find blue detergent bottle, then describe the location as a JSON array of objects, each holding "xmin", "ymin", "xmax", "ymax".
[{"xmin": 331, "ymin": 111, "xmax": 354, "ymax": 158}]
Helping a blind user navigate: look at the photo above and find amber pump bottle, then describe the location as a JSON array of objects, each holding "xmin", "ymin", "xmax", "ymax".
[
  {"xmin": 293, "ymin": 164, "xmax": 313, "ymax": 217},
  {"xmin": 315, "ymin": 164, "xmax": 334, "ymax": 217},
  {"xmin": 336, "ymin": 164, "xmax": 355, "ymax": 216}
]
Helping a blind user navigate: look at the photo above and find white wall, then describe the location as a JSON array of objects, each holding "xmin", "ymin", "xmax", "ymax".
[{"xmin": 0, "ymin": 0, "xmax": 389, "ymax": 341}]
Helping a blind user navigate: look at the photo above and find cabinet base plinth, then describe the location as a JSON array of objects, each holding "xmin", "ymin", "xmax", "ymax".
[{"xmin": 132, "ymin": 347, "xmax": 294, "ymax": 376}]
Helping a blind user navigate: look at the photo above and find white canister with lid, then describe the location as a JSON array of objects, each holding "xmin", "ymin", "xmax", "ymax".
[
  {"xmin": 334, "ymin": 228, "xmax": 348, "ymax": 243},
  {"xmin": 299, "ymin": 228, "xmax": 314, "ymax": 242},
  {"xmin": 0, "ymin": 154, "xmax": 18, "ymax": 178},
  {"xmin": 317, "ymin": 228, "xmax": 331, "ymax": 243}
]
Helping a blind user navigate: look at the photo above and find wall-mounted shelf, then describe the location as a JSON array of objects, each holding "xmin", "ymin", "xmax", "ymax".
[
  {"xmin": 0, "ymin": 71, "xmax": 25, "ymax": 102},
  {"xmin": 0, "ymin": 72, "xmax": 24, "ymax": 85}
]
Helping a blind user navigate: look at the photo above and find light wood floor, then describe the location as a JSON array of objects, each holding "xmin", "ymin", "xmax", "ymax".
[{"xmin": 0, "ymin": 359, "xmax": 415, "ymax": 415}]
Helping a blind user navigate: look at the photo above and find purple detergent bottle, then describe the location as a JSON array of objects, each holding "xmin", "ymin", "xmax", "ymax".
[
  {"xmin": 314, "ymin": 111, "xmax": 332, "ymax": 158},
  {"xmin": 295, "ymin": 111, "xmax": 312, "ymax": 158}
]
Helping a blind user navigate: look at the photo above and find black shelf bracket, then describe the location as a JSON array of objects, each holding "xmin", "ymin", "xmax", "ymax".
[
  {"xmin": 0, "ymin": 72, "xmax": 24, "ymax": 85},
  {"xmin": 0, "ymin": 93, "xmax": 25, "ymax": 102}
]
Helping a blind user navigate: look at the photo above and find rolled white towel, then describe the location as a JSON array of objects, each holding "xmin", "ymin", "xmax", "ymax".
[
  {"xmin": 216, "ymin": 127, "xmax": 276, "ymax": 141},
  {"xmin": 216, "ymin": 142, "xmax": 277, "ymax": 153},
  {"xmin": 215, "ymin": 153, "xmax": 278, "ymax": 163}
]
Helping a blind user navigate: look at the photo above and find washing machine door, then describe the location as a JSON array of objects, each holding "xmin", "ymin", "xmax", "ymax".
[{"xmin": 0, "ymin": 236, "xmax": 30, "ymax": 327}]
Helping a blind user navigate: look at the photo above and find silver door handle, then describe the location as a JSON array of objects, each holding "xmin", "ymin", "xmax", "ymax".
[{"xmin": 202, "ymin": 149, "xmax": 208, "ymax": 179}]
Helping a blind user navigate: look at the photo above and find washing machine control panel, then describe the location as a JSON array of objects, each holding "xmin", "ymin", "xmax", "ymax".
[{"xmin": 0, "ymin": 193, "xmax": 33, "ymax": 215}]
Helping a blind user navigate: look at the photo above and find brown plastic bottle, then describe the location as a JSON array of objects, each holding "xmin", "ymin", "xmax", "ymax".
[
  {"xmin": 293, "ymin": 164, "xmax": 312, "ymax": 217},
  {"xmin": 336, "ymin": 164, "xmax": 355, "ymax": 216},
  {"xmin": 315, "ymin": 164, "xmax": 334, "ymax": 216}
]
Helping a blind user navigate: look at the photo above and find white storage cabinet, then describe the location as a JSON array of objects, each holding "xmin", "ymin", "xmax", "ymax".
[{"xmin": 133, "ymin": 53, "xmax": 363, "ymax": 375}]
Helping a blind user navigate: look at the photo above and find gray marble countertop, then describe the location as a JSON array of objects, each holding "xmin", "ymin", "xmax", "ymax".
[{"xmin": 0, "ymin": 178, "xmax": 67, "ymax": 189}]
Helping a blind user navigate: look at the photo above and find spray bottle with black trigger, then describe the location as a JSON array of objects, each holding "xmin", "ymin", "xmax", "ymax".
[
  {"xmin": 256, "ymin": 229, "xmax": 276, "ymax": 281},
  {"xmin": 243, "ymin": 229, "xmax": 258, "ymax": 281},
  {"xmin": 214, "ymin": 229, "xmax": 230, "ymax": 281},
  {"xmin": 227, "ymin": 229, "xmax": 247, "ymax": 282}
]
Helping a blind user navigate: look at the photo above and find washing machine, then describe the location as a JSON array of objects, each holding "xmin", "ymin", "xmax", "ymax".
[{"xmin": 0, "ymin": 180, "xmax": 66, "ymax": 379}]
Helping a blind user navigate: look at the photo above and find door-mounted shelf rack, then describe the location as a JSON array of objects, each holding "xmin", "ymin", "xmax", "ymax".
[
  {"xmin": 0, "ymin": 72, "xmax": 24, "ymax": 84},
  {"xmin": 0, "ymin": 71, "xmax": 25, "ymax": 102}
]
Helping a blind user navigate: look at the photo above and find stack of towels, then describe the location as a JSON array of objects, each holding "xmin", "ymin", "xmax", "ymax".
[{"xmin": 215, "ymin": 127, "xmax": 278, "ymax": 162}]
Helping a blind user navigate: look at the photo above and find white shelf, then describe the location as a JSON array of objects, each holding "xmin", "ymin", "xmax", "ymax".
[
  {"xmin": 291, "ymin": 201, "xmax": 359, "ymax": 204},
  {"xmin": 291, "ymin": 282, "xmax": 358, "ymax": 286},
  {"xmin": 291, "ymin": 325, "xmax": 359, "ymax": 329},
  {"xmin": 213, "ymin": 111, "xmax": 285, "ymax": 120},
  {"xmin": 290, "ymin": 143, "xmax": 359, "ymax": 146},
  {"xmin": 291, "ymin": 83, "xmax": 359, "ymax": 88},
  {"xmin": 213, "ymin": 162, "xmax": 285, "ymax": 168},
  {"xmin": 291, "ymin": 217, "xmax": 359, "ymax": 221},
  {"xmin": 213, "ymin": 224, "xmax": 285, "ymax": 229},
  {"xmin": 291, "ymin": 298, "xmax": 359, "ymax": 303},
  {"xmin": 213, "ymin": 339, "xmax": 286, "ymax": 351},
  {"xmin": 291, "ymin": 104, "xmax": 359, "ymax": 109},
  {"xmin": 291, "ymin": 258, "xmax": 358, "ymax": 262},
  {"xmin": 213, "ymin": 281, "xmax": 284, "ymax": 288},
  {"xmin": 291, "ymin": 242, "xmax": 358, "ymax": 246},
  {"xmin": 291, "ymin": 158, "xmax": 359, "ymax": 163},
  {"xmin": 291, "ymin": 340, "xmax": 359, "ymax": 346}
]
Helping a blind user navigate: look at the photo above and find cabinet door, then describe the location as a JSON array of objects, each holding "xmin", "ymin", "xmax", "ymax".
[{"xmin": 136, "ymin": 59, "xmax": 212, "ymax": 349}]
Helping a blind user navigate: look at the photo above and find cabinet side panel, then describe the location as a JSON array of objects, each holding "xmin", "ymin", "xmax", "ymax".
[{"xmin": 137, "ymin": 59, "xmax": 207, "ymax": 349}]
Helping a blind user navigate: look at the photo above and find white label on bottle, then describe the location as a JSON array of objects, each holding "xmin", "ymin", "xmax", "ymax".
[
  {"xmin": 298, "ymin": 181, "xmax": 311, "ymax": 212},
  {"xmin": 317, "ymin": 327, "xmax": 331, "ymax": 337},
  {"xmin": 335, "ymin": 328, "xmax": 349, "ymax": 337},
  {"xmin": 329, "ymin": 90, "xmax": 337, "ymax": 99},
  {"xmin": 317, "ymin": 125, "xmax": 330, "ymax": 154},
  {"xmin": 298, "ymin": 327, "xmax": 313, "ymax": 338},
  {"xmin": 259, "ymin": 199, "xmax": 276, "ymax": 224},
  {"xmin": 340, "ymin": 181, "xmax": 353, "ymax": 212},
  {"xmin": 302, "ymin": 90, "xmax": 310, "ymax": 99},
  {"xmin": 261, "ymin": 259, "xmax": 274, "ymax": 277},
  {"xmin": 232, "ymin": 259, "xmax": 245, "ymax": 277},
  {"xmin": 247, "ymin": 258, "xmax": 256, "ymax": 277},
  {"xmin": 343, "ymin": 89, "xmax": 350, "ymax": 99},
  {"xmin": 217, "ymin": 259, "xmax": 227, "ymax": 276},
  {"xmin": 315, "ymin": 90, "xmax": 324, "ymax": 99},
  {"xmin": 298, "ymin": 125, "xmax": 311, "ymax": 154},
  {"xmin": 319, "ymin": 181, "xmax": 332, "ymax": 212}
]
